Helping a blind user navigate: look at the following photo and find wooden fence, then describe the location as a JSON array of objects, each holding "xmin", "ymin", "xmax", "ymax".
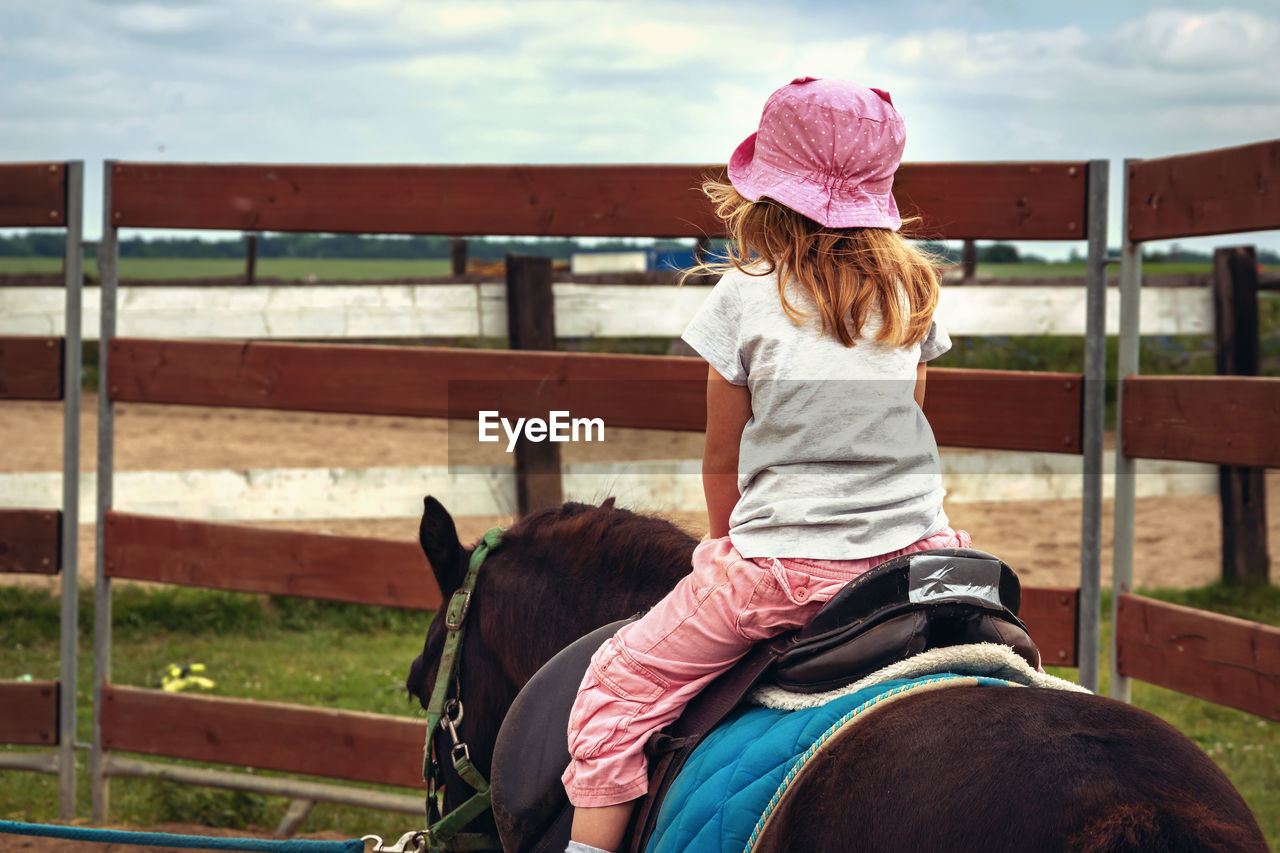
[
  {"xmin": 86, "ymin": 159, "xmax": 1100, "ymax": 821},
  {"xmin": 1112, "ymin": 138, "xmax": 1280, "ymax": 718},
  {"xmin": 0, "ymin": 160, "xmax": 83, "ymax": 818}
]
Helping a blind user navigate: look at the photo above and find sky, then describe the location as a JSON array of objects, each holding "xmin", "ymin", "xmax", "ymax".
[{"xmin": 2, "ymin": 0, "xmax": 1278, "ymax": 258}]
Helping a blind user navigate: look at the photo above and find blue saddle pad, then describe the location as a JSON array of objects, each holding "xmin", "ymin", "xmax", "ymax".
[{"xmin": 644, "ymin": 673, "xmax": 1014, "ymax": 853}]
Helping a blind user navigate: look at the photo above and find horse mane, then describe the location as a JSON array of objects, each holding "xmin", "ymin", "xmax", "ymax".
[
  {"xmin": 476, "ymin": 499, "xmax": 698, "ymax": 687},
  {"xmin": 499, "ymin": 498, "xmax": 697, "ymax": 586}
]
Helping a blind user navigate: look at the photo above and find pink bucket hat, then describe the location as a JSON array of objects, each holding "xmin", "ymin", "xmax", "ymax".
[{"xmin": 728, "ymin": 76, "xmax": 905, "ymax": 230}]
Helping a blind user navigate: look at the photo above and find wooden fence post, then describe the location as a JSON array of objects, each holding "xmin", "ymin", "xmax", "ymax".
[
  {"xmin": 962, "ymin": 239, "xmax": 977, "ymax": 281},
  {"xmin": 450, "ymin": 239, "xmax": 468, "ymax": 276},
  {"xmin": 506, "ymin": 254, "xmax": 562, "ymax": 515},
  {"xmin": 1212, "ymin": 245, "xmax": 1269, "ymax": 583},
  {"xmin": 244, "ymin": 233, "xmax": 257, "ymax": 285}
]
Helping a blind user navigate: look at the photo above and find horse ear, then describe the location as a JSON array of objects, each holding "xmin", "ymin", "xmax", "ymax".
[{"xmin": 420, "ymin": 495, "xmax": 467, "ymax": 597}]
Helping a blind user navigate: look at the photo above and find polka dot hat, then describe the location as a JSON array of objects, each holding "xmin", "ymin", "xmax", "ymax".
[{"xmin": 728, "ymin": 76, "xmax": 905, "ymax": 230}]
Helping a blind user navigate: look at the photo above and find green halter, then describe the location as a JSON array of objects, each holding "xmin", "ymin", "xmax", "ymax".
[{"xmin": 421, "ymin": 527, "xmax": 504, "ymax": 852}]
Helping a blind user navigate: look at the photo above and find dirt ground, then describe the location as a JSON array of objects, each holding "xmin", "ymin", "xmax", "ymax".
[{"xmin": 3, "ymin": 395, "xmax": 1276, "ymax": 592}]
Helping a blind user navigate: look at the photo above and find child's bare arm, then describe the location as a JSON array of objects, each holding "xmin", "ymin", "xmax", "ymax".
[
  {"xmin": 702, "ymin": 365, "xmax": 752, "ymax": 539},
  {"xmin": 914, "ymin": 362, "xmax": 928, "ymax": 409}
]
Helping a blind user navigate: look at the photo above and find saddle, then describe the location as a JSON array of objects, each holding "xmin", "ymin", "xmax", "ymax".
[{"xmin": 489, "ymin": 548, "xmax": 1038, "ymax": 853}]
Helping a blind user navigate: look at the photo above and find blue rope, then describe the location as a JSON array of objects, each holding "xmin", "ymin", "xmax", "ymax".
[{"xmin": 0, "ymin": 820, "xmax": 365, "ymax": 852}]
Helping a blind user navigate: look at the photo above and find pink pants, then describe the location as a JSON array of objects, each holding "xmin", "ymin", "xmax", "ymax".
[{"xmin": 561, "ymin": 527, "xmax": 971, "ymax": 808}]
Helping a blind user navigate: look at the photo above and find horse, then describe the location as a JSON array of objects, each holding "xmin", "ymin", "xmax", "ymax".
[{"xmin": 406, "ymin": 496, "xmax": 1267, "ymax": 852}]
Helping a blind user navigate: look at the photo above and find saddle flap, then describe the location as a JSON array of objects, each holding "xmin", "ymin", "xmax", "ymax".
[
  {"xmin": 771, "ymin": 611, "xmax": 930, "ymax": 693},
  {"xmin": 491, "ymin": 620, "xmax": 629, "ymax": 853}
]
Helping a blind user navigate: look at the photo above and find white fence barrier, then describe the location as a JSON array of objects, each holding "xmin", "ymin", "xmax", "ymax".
[
  {"xmin": 1, "ymin": 454, "xmax": 1215, "ymax": 522},
  {"xmin": 2, "ymin": 283, "xmax": 1214, "ymax": 339}
]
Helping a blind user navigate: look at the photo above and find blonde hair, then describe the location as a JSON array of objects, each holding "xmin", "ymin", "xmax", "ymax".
[{"xmin": 687, "ymin": 180, "xmax": 940, "ymax": 348}]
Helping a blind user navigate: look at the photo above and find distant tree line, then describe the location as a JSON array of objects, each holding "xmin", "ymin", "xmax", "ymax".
[
  {"xmin": 0, "ymin": 232, "xmax": 699, "ymax": 261},
  {"xmin": 0, "ymin": 231, "xmax": 1275, "ymax": 265}
]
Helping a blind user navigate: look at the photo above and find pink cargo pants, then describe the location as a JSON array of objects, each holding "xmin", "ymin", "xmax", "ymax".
[{"xmin": 561, "ymin": 527, "xmax": 970, "ymax": 807}]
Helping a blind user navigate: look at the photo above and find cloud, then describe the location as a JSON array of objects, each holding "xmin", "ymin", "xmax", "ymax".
[
  {"xmin": 1109, "ymin": 8, "xmax": 1280, "ymax": 70},
  {"xmin": 115, "ymin": 3, "xmax": 219, "ymax": 35},
  {"xmin": 817, "ymin": 10, "xmax": 1280, "ymax": 160}
]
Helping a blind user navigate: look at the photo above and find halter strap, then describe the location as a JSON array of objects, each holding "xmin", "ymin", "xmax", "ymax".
[{"xmin": 422, "ymin": 527, "xmax": 504, "ymax": 852}]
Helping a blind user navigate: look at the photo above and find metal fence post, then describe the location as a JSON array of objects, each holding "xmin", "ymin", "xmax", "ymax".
[
  {"xmin": 58, "ymin": 160, "xmax": 84, "ymax": 820},
  {"xmin": 91, "ymin": 160, "xmax": 118, "ymax": 822},
  {"xmin": 1078, "ymin": 159, "xmax": 1108, "ymax": 693},
  {"xmin": 1111, "ymin": 158, "xmax": 1143, "ymax": 703}
]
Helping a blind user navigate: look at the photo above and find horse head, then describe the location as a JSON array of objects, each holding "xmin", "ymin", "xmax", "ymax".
[{"xmin": 406, "ymin": 495, "xmax": 697, "ymax": 824}]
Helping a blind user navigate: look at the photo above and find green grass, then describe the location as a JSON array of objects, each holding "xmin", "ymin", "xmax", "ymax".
[
  {"xmin": 0, "ymin": 256, "xmax": 452, "ymax": 280},
  {"xmin": 1, "ymin": 587, "xmax": 432, "ymax": 836},
  {"xmin": 1, "ymin": 584, "xmax": 1276, "ymax": 845}
]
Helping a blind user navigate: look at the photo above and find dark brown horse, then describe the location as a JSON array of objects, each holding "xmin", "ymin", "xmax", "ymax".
[{"xmin": 406, "ymin": 497, "xmax": 1266, "ymax": 852}]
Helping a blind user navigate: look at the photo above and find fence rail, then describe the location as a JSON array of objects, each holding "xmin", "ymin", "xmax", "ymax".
[
  {"xmin": 1121, "ymin": 376, "xmax": 1280, "ymax": 467},
  {"xmin": 106, "ymin": 339, "xmax": 1084, "ymax": 454},
  {"xmin": 0, "ymin": 509, "xmax": 60, "ymax": 575},
  {"xmin": 1018, "ymin": 587, "xmax": 1079, "ymax": 667},
  {"xmin": 894, "ymin": 161, "xmax": 1090, "ymax": 239},
  {"xmin": 108, "ymin": 160, "xmax": 1091, "ymax": 240},
  {"xmin": 104, "ymin": 512, "xmax": 434, "ymax": 609},
  {"xmin": 1115, "ymin": 594, "xmax": 1280, "ymax": 720},
  {"xmin": 0, "ymin": 336, "xmax": 63, "ymax": 399},
  {"xmin": 0, "ymin": 681, "xmax": 58, "ymax": 746},
  {"xmin": 101, "ymin": 686, "xmax": 424, "ymax": 789},
  {"xmin": 1127, "ymin": 139, "xmax": 1280, "ymax": 242},
  {"xmin": 0, "ymin": 162, "xmax": 67, "ymax": 227}
]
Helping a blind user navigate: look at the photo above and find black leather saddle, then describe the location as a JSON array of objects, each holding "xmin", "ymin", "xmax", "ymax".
[
  {"xmin": 772, "ymin": 547, "xmax": 1038, "ymax": 691},
  {"xmin": 489, "ymin": 548, "xmax": 1039, "ymax": 853}
]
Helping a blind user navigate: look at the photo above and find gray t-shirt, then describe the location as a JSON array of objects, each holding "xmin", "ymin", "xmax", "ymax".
[{"xmin": 682, "ymin": 267, "xmax": 952, "ymax": 559}]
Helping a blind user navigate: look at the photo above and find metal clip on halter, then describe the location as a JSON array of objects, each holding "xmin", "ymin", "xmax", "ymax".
[
  {"xmin": 441, "ymin": 698, "xmax": 471, "ymax": 764},
  {"xmin": 361, "ymin": 829, "xmax": 428, "ymax": 852}
]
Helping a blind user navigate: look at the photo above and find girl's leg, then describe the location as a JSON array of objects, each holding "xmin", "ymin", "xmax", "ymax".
[
  {"xmin": 569, "ymin": 801, "xmax": 636, "ymax": 852},
  {"xmin": 563, "ymin": 528, "xmax": 974, "ymax": 851},
  {"xmin": 564, "ymin": 539, "xmax": 833, "ymax": 847},
  {"xmin": 566, "ymin": 843, "xmax": 612, "ymax": 853},
  {"xmin": 563, "ymin": 539, "xmax": 793, "ymax": 808}
]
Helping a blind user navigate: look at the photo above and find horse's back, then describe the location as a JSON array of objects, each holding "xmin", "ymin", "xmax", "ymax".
[{"xmin": 751, "ymin": 686, "xmax": 1266, "ymax": 853}]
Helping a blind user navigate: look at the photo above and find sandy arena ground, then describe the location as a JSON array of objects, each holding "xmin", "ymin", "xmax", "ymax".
[{"xmin": 3, "ymin": 395, "xmax": 1276, "ymax": 592}]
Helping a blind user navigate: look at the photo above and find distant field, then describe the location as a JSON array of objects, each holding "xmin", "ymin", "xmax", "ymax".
[
  {"xmin": 0, "ymin": 257, "xmax": 453, "ymax": 280},
  {"xmin": 0, "ymin": 257, "xmax": 1218, "ymax": 280},
  {"xmin": 969, "ymin": 261, "xmax": 1213, "ymax": 278}
]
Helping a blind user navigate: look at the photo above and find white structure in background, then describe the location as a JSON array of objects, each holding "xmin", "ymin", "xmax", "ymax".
[
  {"xmin": 1, "ymin": 283, "xmax": 1214, "ymax": 339},
  {"xmin": 0, "ymin": 453, "xmax": 1215, "ymax": 523},
  {"xmin": 569, "ymin": 251, "xmax": 651, "ymax": 274}
]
